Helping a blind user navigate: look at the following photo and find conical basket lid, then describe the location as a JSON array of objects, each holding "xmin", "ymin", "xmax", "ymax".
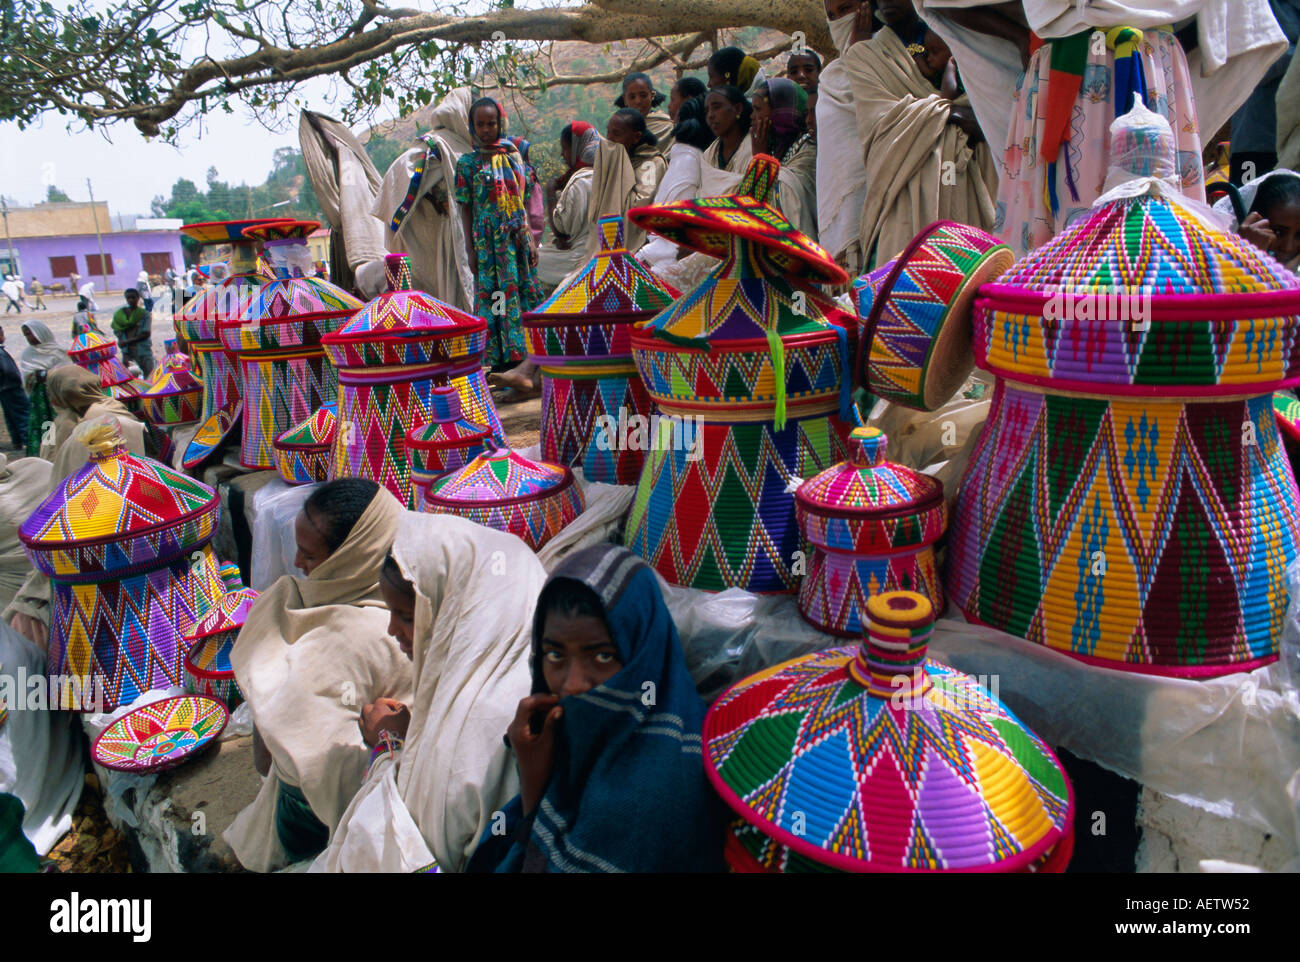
[{"xmin": 703, "ymin": 591, "xmax": 1073, "ymax": 872}]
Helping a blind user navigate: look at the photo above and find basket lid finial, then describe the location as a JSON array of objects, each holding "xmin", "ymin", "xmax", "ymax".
[
  {"xmin": 384, "ymin": 253, "xmax": 414, "ymax": 293},
  {"xmin": 849, "ymin": 425, "xmax": 888, "ymax": 468},
  {"xmin": 428, "ymin": 384, "xmax": 463, "ymax": 423},
  {"xmin": 597, "ymin": 216, "xmax": 624, "ymax": 253},
  {"xmin": 849, "ymin": 591, "xmax": 934, "ymax": 700},
  {"xmin": 74, "ymin": 416, "xmax": 127, "ymax": 461}
]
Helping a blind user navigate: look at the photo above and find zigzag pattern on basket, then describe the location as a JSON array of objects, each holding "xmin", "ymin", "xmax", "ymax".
[
  {"xmin": 183, "ymin": 404, "xmax": 242, "ymax": 471},
  {"xmin": 947, "ymin": 384, "xmax": 1299, "ymax": 673},
  {"xmin": 175, "ymin": 275, "xmax": 265, "ymax": 343},
  {"xmin": 239, "ymin": 353, "xmax": 338, "ymax": 469},
  {"xmin": 68, "ymin": 330, "xmax": 144, "ymax": 401},
  {"xmin": 539, "ymin": 368, "xmax": 654, "ymax": 485},
  {"xmin": 704, "ymin": 648, "xmax": 1072, "ymax": 871},
  {"xmin": 855, "ymin": 222, "xmax": 1014, "ymax": 410},
  {"xmin": 625, "ymin": 414, "xmax": 855, "ymax": 592},
  {"xmin": 140, "ymin": 369, "xmax": 203, "ymax": 427},
  {"xmin": 274, "ymin": 402, "xmax": 336, "ymax": 485},
  {"xmin": 332, "ymin": 374, "xmax": 442, "ymax": 502},
  {"xmin": 223, "ymin": 279, "xmax": 361, "ymax": 351},
  {"xmin": 91, "ymin": 694, "xmax": 228, "ymax": 773},
  {"xmin": 531, "ymin": 217, "xmax": 677, "ymax": 322},
  {"xmin": 423, "ymin": 447, "xmax": 584, "ymax": 551},
  {"xmin": 405, "ymin": 390, "xmax": 492, "ymax": 508},
  {"xmin": 799, "ymin": 548, "xmax": 942, "ymax": 637},
  {"xmin": 186, "ymin": 343, "xmax": 242, "ymax": 418},
  {"xmin": 1275, "ymin": 391, "xmax": 1300, "ymax": 443},
  {"xmin": 635, "ymin": 333, "xmax": 846, "ymax": 415},
  {"xmin": 47, "ymin": 548, "xmax": 226, "ymax": 711}
]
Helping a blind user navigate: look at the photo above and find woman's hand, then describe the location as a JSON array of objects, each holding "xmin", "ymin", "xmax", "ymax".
[
  {"xmin": 1240, "ymin": 212, "xmax": 1278, "ymax": 254},
  {"xmin": 527, "ymin": 234, "xmax": 539, "ymax": 269},
  {"xmin": 941, "ymin": 59, "xmax": 961, "ymax": 101},
  {"xmin": 507, "ymin": 693, "xmax": 561, "ymax": 815},
  {"xmin": 850, "ymin": 2, "xmax": 875, "ymax": 48},
  {"xmin": 750, "ymin": 114, "xmax": 771, "ymax": 157},
  {"xmin": 359, "ymin": 697, "xmax": 411, "ymax": 747},
  {"xmin": 554, "ymin": 234, "xmax": 572, "ymax": 252},
  {"xmin": 948, "ymin": 104, "xmax": 984, "ymax": 145}
]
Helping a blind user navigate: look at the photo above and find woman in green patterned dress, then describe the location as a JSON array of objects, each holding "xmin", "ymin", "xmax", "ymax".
[
  {"xmin": 18, "ymin": 321, "xmax": 66, "ymax": 457},
  {"xmin": 455, "ymin": 97, "xmax": 543, "ymax": 381}
]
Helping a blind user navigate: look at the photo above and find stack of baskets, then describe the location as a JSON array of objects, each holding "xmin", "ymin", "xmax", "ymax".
[
  {"xmin": 67, "ymin": 329, "xmax": 146, "ymax": 407},
  {"xmin": 221, "ymin": 220, "xmax": 362, "ymax": 470},
  {"xmin": 404, "ymin": 385, "xmax": 493, "ymax": 509},
  {"xmin": 321, "ymin": 253, "xmax": 504, "ymax": 504},
  {"xmin": 522, "ymin": 215, "xmax": 678, "ymax": 484},
  {"xmin": 946, "ymin": 105, "xmax": 1300, "ymax": 677},
  {"xmin": 624, "ymin": 155, "xmax": 859, "ymax": 592},
  {"xmin": 19, "ymin": 421, "xmax": 228, "ymax": 711}
]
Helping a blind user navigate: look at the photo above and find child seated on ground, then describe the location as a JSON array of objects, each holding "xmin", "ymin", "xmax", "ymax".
[{"xmin": 467, "ymin": 544, "xmax": 726, "ymax": 873}]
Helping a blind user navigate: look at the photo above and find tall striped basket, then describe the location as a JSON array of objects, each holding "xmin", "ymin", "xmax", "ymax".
[
  {"xmin": 624, "ymin": 155, "xmax": 860, "ymax": 593},
  {"xmin": 853, "ymin": 220, "xmax": 1014, "ymax": 411},
  {"xmin": 183, "ymin": 585, "xmax": 258, "ymax": 709},
  {"xmin": 321, "ymin": 253, "xmax": 503, "ymax": 505},
  {"xmin": 947, "ymin": 105, "xmax": 1300, "ymax": 677},
  {"xmin": 421, "ymin": 441, "xmax": 585, "ymax": 552},
  {"xmin": 174, "ymin": 219, "xmax": 290, "ymax": 470},
  {"xmin": 705, "ymin": 591, "xmax": 1074, "ymax": 873},
  {"xmin": 67, "ymin": 329, "xmax": 146, "ymax": 406},
  {"xmin": 19, "ymin": 420, "xmax": 228, "ymax": 712},
  {"xmin": 220, "ymin": 220, "xmax": 362, "ymax": 470},
  {"xmin": 404, "ymin": 385, "xmax": 492, "ymax": 510},
  {"xmin": 795, "ymin": 426, "xmax": 946, "ymax": 636},
  {"xmin": 522, "ymin": 216, "xmax": 678, "ymax": 484}
]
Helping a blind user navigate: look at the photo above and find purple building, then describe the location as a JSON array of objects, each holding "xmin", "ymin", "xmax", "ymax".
[{"xmin": 13, "ymin": 228, "xmax": 185, "ymax": 291}]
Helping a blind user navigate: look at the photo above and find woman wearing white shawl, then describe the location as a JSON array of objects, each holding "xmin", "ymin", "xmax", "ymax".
[
  {"xmin": 847, "ymin": 2, "xmax": 998, "ymax": 269},
  {"xmin": 0, "ymin": 454, "xmax": 51, "ymax": 615},
  {"xmin": 816, "ymin": 0, "xmax": 876, "ymax": 275},
  {"xmin": 370, "ymin": 88, "xmax": 477, "ymax": 310},
  {"xmin": 537, "ymin": 122, "xmax": 601, "ymax": 290},
  {"xmin": 314, "ymin": 513, "xmax": 546, "ymax": 873},
  {"xmin": 224, "ymin": 482, "xmax": 413, "ymax": 872},
  {"xmin": 917, "ymin": 0, "xmax": 1288, "ymax": 255}
]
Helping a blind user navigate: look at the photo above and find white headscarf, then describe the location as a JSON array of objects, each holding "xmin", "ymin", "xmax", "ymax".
[
  {"xmin": 17, "ymin": 320, "xmax": 67, "ymax": 380},
  {"xmin": 315, "ymin": 512, "xmax": 547, "ymax": 873}
]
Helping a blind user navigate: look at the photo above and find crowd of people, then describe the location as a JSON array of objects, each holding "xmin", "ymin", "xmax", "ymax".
[{"xmin": 4, "ymin": 0, "xmax": 1300, "ymax": 873}]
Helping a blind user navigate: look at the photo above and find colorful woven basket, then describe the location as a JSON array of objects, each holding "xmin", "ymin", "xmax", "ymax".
[
  {"xmin": 1274, "ymin": 391, "xmax": 1300, "ymax": 444},
  {"xmin": 854, "ymin": 221, "xmax": 1014, "ymax": 411},
  {"xmin": 220, "ymin": 220, "xmax": 361, "ymax": 469},
  {"xmin": 949, "ymin": 108, "xmax": 1300, "ymax": 677},
  {"xmin": 67, "ymin": 329, "xmax": 146, "ymax": 404},
  {"xmin": 147, "ymin": 339, "xmax": 193, "ymax": 387},
  {"xmin": 794, "ymin": 426, "xmax": 946, "ymax": 635},
  {"xmin": 704, "ymin": 591, "xmax": 1074, "ymax": 872},
  {"xmin": 273, "ymin": 402, "xmax": 337, "ymax": 486},
  {"xmin": 90, "ymin": 694, "xmax": 228, "ymax": 774},
  {"xmin": 321, "ymin": 252, "xmax": 501, "ymax": 502},
  {"xmin": 421, "ymin": 441, "xmax": 585, "ymax": 552},
  {"xmin": 182, "ymin": 586, "xmax": 257, "ymax": 708},
  {"xmin": 623, "ymin": 156, "xmax": 860, "ymax": 592},
  {"xmin": 183, "ymin": 403, "xmax": 242, "ymax": 472},
  {"xmin": 175, "ymin": 219, "xmax": 289, "ymax": 467},
  {"xmin": 139, "ymin": 367, "xmax": 204, "ymax": 428},
  {"xmin": 404, "ymin": 385, "xmax": 492, "ymax": 509},
  {"xmin": 20, "ymin": 423, "xmax": 227, "ymax": 711},
  {"xmin": 523, "ymin": 216, "xmax": 677, "ymax": 483}
]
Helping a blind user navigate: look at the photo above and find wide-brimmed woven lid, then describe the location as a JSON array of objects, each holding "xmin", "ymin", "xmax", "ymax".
[
  {"xmin": 182, "ymin": 403, "xmax": 242, "ymax": 471},
  {"xmin": 426, "ymin": 441, "xmax": 574, "ymax": 508},
  {"xmin": 630, "ymin": 154, "xmax": 847, "ymax": 287},
  {"xmin": 68, "ymin": 328, "xmax": 116, "ymax": 360},
  {"xmin": 274, "ymin": 402, "xmax": 337, "ymax": 451},
  {"xmin": 703, "ymin": 591, "xmax": 1073, "ymax": 872},
  {"xmin": 240, "ymin": 219, "xmax": 320, "ymax": 244},
  {"xmin": 183, "ymin": 587, "xmax": 258, "ymax": 645},
  {"xmin": 179, "ymin": 218, "xmax": 296, "ymax": 245},
  {"xmin": 21, "ymin": 422, "xmax": 219, "ymax": 556},
  {"xmin": 524, "ymin": 216, "xmax": 679, "ymax": 324},
  {"xmin": 230, "ymin": 275, "xmax": 362, "ymax": 330},
  {"xmin": 322, "ymin": 253, "xmax": 486, "ymax": 353},
  {"xmin": 795, "ymin": 426, "xmax": 945, "ymax": 545}
]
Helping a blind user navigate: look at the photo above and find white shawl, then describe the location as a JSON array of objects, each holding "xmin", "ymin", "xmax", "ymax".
[
  {"xmin": 816, "ymin": 12, "xmax": 871, "ymax": 273},
  {"xmin": 638, "ymin": 143, "xmax": 707, "ymax": 267},
  {"xmin": 370, "ymin": 88, "xmax": 477, "ymax": 309},
  {"xmin": 314, "ymin": 513, "xmax": 546, "ymax": 873}
]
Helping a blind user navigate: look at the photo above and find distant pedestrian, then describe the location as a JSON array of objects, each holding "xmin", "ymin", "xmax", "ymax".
[
  {"xmin": 70, "ymin": 297, "xmax": 98, "ymax": 338},
  {"xmin": 77, "ymin": 280, "xmax": 98, "ymax": 312},
  {"xmin": 111, "ymin": 288, "xmax": 154, "ymax": 378},
  {"xmin": 68, "ymin": 271, "xmax": 81, "ymax": 295},
  {"xmin": 0, "ymin": 329, "xmax": 30, "ymax": 451},
  {"xmin": 27, "ymin": 277, "xmax": 46, "ymax": 311},
  {"xmin": 136, "ymin": 269, "xmax": 153, "ymax": 311},
  {"xmin": 1, "ymin": 277, "xmax": 20, "ymax": 314}
]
